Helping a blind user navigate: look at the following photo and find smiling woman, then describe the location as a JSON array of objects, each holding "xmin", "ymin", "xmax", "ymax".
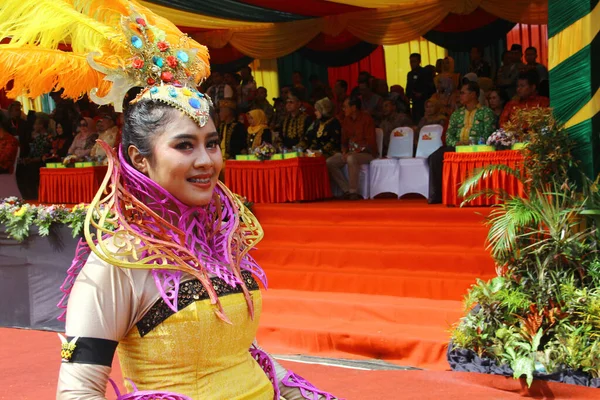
[{"xmin": 123, "ymin": 102, "xmax": 223, "ymax": 207}]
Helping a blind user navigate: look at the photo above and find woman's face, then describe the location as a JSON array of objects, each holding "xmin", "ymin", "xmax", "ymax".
[
  {"xmin": 247, "ymin": 114, "xmax": 255, "ymax": 126},
  {"xmin": 130, "ymin": 113, "xmax": 223, "ymax": 207},
  {"xmin": 79, "ymin": 120, "xmax": 89, "ymax": 135},
  {"xmin": 315, "ymin": 109, "xmax": 322, "ymax": 120},
  {"xmin": 425, "ymin": 101, "xmax": 435, "ymax": 116},
  {"xmin": 488, "ymin": 91, "xmax": 502, "ymax": 109},
  {"xmin": 56, "ymin": 124, "xmax": 64, "ymax": 136}
]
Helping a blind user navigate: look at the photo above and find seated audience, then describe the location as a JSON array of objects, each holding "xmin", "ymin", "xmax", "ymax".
[
  {"xmin": 487, "ymin": 88, "xmax": 510, "ymax": 128},
  {"xmin": 6, "ymin": 101, "xmax": 30, "ymax": 141},
  {"xmin": 469, "ymin": 46, "xmax": 492, "ymax": 78},
  {"xmin": 389, "ymin": 85, "xmax": 410, "ymax": 114},
  {"xmin": 281, "ymin": 93, "xmax": 312, "ymax": 150},
  {"xmin": 500, "ymin": 70, "xmax": 550, "ymax": 128},
  {"xmin": 440, "ymin": 56, "xmax": 460, "ymax": 89},
  {"xmin": 249, "ymin": 87, "xmax": 274, "ymax": 124},
  {"xmin": 380, "ymin": 99, "xmax": 412, "ymax": 157},
  {"xmin": 67, "ymin": 117, "xmax": 98, "ymax": 158},
  {"xmin": 524, "ymin": 47, "xmax": 549, "ymax": 82},
  {"xmin": 326, "ymin": 97, "xmax": 377, "ymax": 201},
  {"xmin": 270, "ymin": 97, "xmax": 286, "ymax": 133},
  {"xmin": 374, "ymin": 79, "xmax": 390, "ymax": 100},
  {"xmin": 90, "ymin": 114, "xmax": 119, "ymax": 161},
  {"xmin": 359, "ymin": 82, "xmax": 384, "ymax": 124},
  {"xmin": 431, "ymin": 75, "xmax": 459, "ymax": 118},
  {"xmin": 206, "ymin": 71, "xmax": 234, "ymax": 107},
  {"xmin": 427, "ymin": 81, "xmax": 496, "ymax": 204},
  {"xmin": 462, "ymin": 73, "xmax": 487, "ymax": 105},
  {"xmin": 334, "ymin": 80, "xmax": 349, "ymax": 121},
  {"xmin": 292, "ymin": 71, "xmax": 308, "ymax": 101},
  {"xmin": 246, "ymin": 109, "xmax": 272, "ymax": 153},
  {"xmin": 42, "ymin": 120, "xmax": 73, "ymax": 162},
  {"xmin": 218, "ymin": 99, "xmax": 247, "ymax": 159},
  {"xmin": 16, "ymin": 114, "xmax": 53, "ymax": 199},
  {"xmin": 496, "ymin": 50, "xmax": 520, "ymax": 99},
  {"xmin": 407, "ymin": 53, "xmax": 435, "ymax": 123},
  {"xmin": 309, "ymin": 74, "xmax": 328, "ymax": 104},
  {"xmin": 238, "ymin": 66, "xmax": 257, "ymax": 109},
  {"xmin": 415, "ymin": 99, "xmax": 447, "ymax": 141},
  {"xmin": 301, "ymin": 97, "xmax": 341, "ymax": 158},
  {"xmin": 0, "ymin": 119, "xmax": 19, "ymax": 174}
]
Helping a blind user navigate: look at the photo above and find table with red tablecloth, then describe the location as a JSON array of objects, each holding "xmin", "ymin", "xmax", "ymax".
[
  {"xmin": 38, "ymin": 166, "xmax": 108, "ymax": 204},
  {"xmin": 442, "ymin": 150, "xmax": 525, "ymax": 206},
  {"xmin": 225, "ymin": 157, "xmax": 332, "ymax": 203}
]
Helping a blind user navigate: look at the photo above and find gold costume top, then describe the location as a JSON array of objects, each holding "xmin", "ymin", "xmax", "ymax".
[{"xmin": 57, "ymin": 252, "xmax": 279, "ymax": 400}]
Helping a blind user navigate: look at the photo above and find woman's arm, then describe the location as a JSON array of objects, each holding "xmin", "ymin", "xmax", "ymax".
[{"xmin": 57, "ymin": 253, "xmax": 140, "ymax": 400}]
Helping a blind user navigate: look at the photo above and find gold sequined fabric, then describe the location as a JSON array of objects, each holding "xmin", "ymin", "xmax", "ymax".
[{"xmin": 118, "ymin": 285, "xmax": 273, "ymax": 399}]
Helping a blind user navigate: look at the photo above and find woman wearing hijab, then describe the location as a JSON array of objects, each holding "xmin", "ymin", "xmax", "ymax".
[
  {"xmin": 246, "ymin": 109, "xmax": 272, "ymax": 152},
  {"xmin": 430, "ymin": 75, "xmax": 459, "ymax": 118},
  {"xmin": 301, "ymin": 97, "xmax": 341, "ymax": 157},
  {"xmin": 67, "ymin": 117, "xmax": 98, "ymax": 159}
]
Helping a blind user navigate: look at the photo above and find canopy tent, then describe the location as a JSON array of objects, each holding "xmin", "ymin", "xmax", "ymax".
[{"xmin": 140, "ymin": 0, "xmax": 547, "ymax": 62}]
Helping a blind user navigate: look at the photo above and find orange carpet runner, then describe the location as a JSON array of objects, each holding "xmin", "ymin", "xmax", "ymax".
[{"xmin": 254, "ymin": 200, "xmax": 496, "ymax": 370}]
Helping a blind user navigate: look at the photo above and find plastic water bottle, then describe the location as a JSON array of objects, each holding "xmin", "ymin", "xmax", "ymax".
[{"xmin": 478, "ymin": 136, "xmax": 485, "ymax": 145}]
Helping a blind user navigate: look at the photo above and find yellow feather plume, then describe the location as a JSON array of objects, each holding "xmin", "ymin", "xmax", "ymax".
[
  {"xmin": 0, "ymin": 45, "xmax": 114, "ymax": 99},
  {"xmin": 0, "ymin": 0, "xmax": 210, "ymax": 104},
  {"xmin": 0, "ymin": 0, "xmax": 125, "ymax": 54}
]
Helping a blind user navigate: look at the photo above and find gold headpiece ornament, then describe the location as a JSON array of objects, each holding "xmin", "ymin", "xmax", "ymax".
[{"xmin": 0, "ymin": 0, "xmax": 212, "ymax": 124}]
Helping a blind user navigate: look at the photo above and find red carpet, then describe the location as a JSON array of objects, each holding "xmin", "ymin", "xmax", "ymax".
[
  {"xmin": 1, "ymin": 328, "xmax": 597, "ymax": 399},
  {"xmin": 254, "ymin": 200, "xmax": 496, "ymax": 369}
]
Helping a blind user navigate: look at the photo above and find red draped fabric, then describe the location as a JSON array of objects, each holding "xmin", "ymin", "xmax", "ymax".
[
  {"xmin": 442, "ymin": 150, "xmax": 525, "ymax": 207},
  {"xmin": 327, "ymin": 46, "xmax": 387, "ymax": 90},
  {"xmin": 224, "ymin": 157, "xmax": 332, "ymax": 203},
  {"xmin": 39, "ymin": 166, "xmax": 108, "ymax": 204},
  {"xmin": 507, "ymin": 24, "xmax": 548, "ymax": 67}
]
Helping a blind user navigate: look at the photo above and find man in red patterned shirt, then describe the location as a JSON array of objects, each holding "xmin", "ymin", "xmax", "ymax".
[
  {"xmin": 500, "ymin": 70, "xmax": 550, "ymax": 128},
  {"xmin": 0, "ymin": 120, "xmax": 19, "ymax": 174}
]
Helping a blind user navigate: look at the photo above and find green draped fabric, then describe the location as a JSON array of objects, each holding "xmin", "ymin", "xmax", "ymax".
[
  {"xmin": 548, "ymin": 0, "xmax": 599, "ymax": 37},
  {"xmin": 549, "ymin": 43, "xmax": 595, "ymax": 123},
  {"xmin": 277, "ymin": 53, "xmax": 328, "ymax": 101},
  {"xmin": 449, "ymin": 39, "xmax": 506, "ymax": 77},
  {"xmin": 549, "ymin": 0, "xmax": 599, "ymax": 178}
]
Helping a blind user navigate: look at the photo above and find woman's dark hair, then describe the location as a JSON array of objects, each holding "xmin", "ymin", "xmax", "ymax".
[
  {"xmin": 348, "ymin": 96, "xmax": 362, "ymax": 110},
  {"xmin": 121, "ymin": 100, "xmax": 178, "ymax": 166},
  {"xmin": 490, "ymin": 88, "xmax": 510, "ymax": 106}
]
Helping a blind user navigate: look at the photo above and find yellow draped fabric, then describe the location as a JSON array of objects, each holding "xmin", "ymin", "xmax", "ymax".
[
  {"xmin": 565, "ymin": 88, "xmax": 600, "ymax": 129},
  {"xmin": 324, "ymin": 0, "xmax": 547, "ymax": 24},
  {"xmin": 144, "ymin": 0, "xmax": 547, "ymax": 59},
  {"xmin": 251, "ymin": 59, "xmax": 280, "ymax": 103},
  {"xmin": 384, "ymin": 39, "xmax": 447, "ymax": 89},
  {"xmin": 548, "ymin": 2, "xmax": 600, "ymax": 69}
]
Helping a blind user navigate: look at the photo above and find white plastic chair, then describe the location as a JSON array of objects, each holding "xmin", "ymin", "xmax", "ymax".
[
  {"xmin": 387, "ymin": 127, "xmax": 414, "ymax": 158},
  {"xmin": 0, "ymin": 148, "xmax": 21, "ymax": 199},
  {"xmin": 375, "ymin": 128, "xmax": 384, "ymax": 158},
  {"xmin": 369, "ymin": 128, "xmax": 414, "ymax": 199},
  {"xmin": 415, "ymin": 124, "xmax": 443, "ymax": 158}
]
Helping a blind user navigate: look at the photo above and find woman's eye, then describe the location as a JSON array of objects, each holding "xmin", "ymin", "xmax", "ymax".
[
  {"xmin": 206, "ymin": 140, "xmax": 220, "ymax": 149},
  {"xmin": 175, "ymin": 141, "xmax": 193, "ymax": 150}
]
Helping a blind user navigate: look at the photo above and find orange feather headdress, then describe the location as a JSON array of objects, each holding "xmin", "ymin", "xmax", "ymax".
[{"xmin": 0, "ymin": 0, "xmax": 211, "ymax": 114}]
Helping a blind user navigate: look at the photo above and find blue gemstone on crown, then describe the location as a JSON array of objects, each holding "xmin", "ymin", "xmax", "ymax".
[
  {"xmin": 131, "ymin": 36, "xmax": 143, "ymax": 49},
  {"xmin": 177, "ymin": 51, "xmax": 189, "ymax": 63},
  {"xmin": 168, "ymin": 87, "xmax": 178, "ymax": 98},
  {"xmin": 189, "ymin": 98, "xmax": 201, "ymax": 109},
  {"xmin": 152, "ymin": 56, "xmax": 164, "ymax": 67},
  {"xmin": 150, "ymin": 87, "xmax": 159, "ymax": 94}
]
